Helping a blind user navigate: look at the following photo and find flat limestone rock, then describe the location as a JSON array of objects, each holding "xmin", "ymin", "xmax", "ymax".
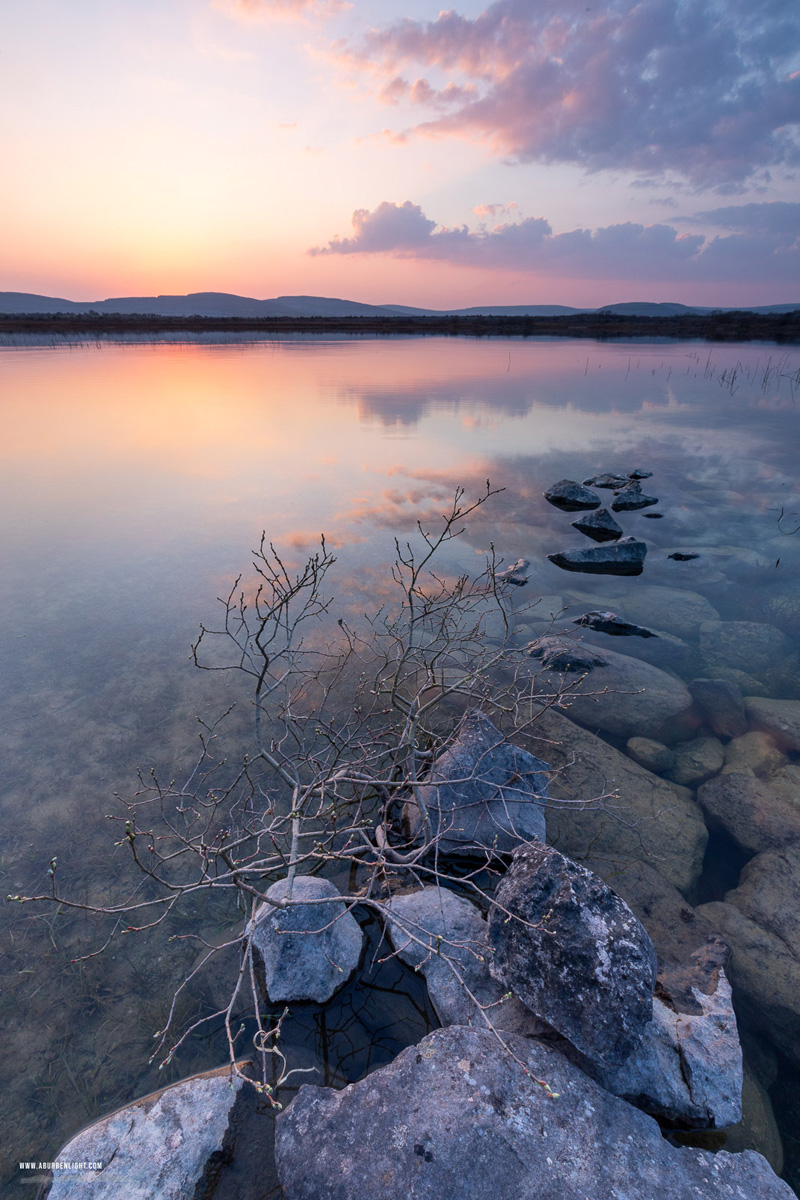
[
  {"xmin": 45, "ymin": 1066, "xmax": 245, "ymax": 1200},
  {"xmin": 251, "ymin": 876, "xmax": 364, "ymax": 1003},
  {"xmin": 570, "ymin": 507, "xmax": 624, "ymax": 542},
  {"xmin": 384, "ymin": 886, "xmax": 542, "ymax": 1035},
  {"xmin": 544, "ymin": 478, "xmax": 601, "ymax": 511},
  {"xmin": 547, "ymin": 536, "xmax": 647, "ymax": 576},
  {"xmin": 597, "ymin": 969, "xmax": 742, "ymax": 1129},
  {"xmin": 527, "ymin": 709, "xmax": 708, "ymax": 894},
  {"xmin": 489, "ymin": 843, "xmax": 657, "ymax": 1069},
  {"xmin": 273, "ymin": 1026, "xmax": 793, "ymax": 1200},
  {"xmin": 404, "ymin": 709, "xmax": 548, "ymax": 856}
]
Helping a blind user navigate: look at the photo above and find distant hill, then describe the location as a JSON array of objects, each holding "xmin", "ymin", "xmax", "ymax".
[{"xmin": 0, "ymin": 291, "xmax": 798, "ymax": 318}]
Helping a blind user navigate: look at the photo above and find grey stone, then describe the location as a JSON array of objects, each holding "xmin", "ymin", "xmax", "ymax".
[
  {"xmin": 530, "ymin": 708, "xmax": 708, "ymax": 894},
  {"xmin": 572, "ymin": 609, "xmax": 658, "ymax": 637},
  {"xmin": 582, "ymin": 472, "xmax": 630, "ymax": 488},
  {"xmin": 767, "ymin": 761, "xmax": 800, "ymax": 806},
  {"xmin": 547, "ymin": 535, "xmax": 647, "ymax": 576},
  {"xmin": 697, "ymin": 899, "xmax": 800, "ymax": 1070},
  {"xmin": 722, "ymin": 731, "xmax": 788, "ymax": 777},
  {"xmin": 611, "ymin": 481, "xmax": 659, "ymax": 511},
  {"xmin": 404, "ymin": 710, "xmax": 548, "ymax": 855},
  {"xmin": 689, "ymin": 678, "xmax": 748, "ymax": 739},
  {"xmin": 598, "ymin": 969, "xmax": 742, "ymax": 1129},
  {"xmin": 538, "ymin": 643, "xmax": 693, "ymax": 740},
  {"xmin": 697, "ymin": 770, "xmax": 800, "ymax": 854},
  {"xmin": 488, "ymin": 843, "xmax": 656, "ymax": 1069},
  {"xmin": 626, "ymin": 736, "xmax": 676, "ymax": 773},
  {"xmin": 543, "ymin": 478, "xmax": 601, "ymax": 510},
  {"xmin": 570, "ymin": 507, "xmax": 623, "ymax": 542},
  {"xmin": 527, "ymin": 633, "xmax": 608, "ymax": 672},
  {"xmin": 666, "ymin": 736, "xmax": 725, "ymax": 787},
  {"xmin": 725, "ymin": 843, "xmax": 800, "ymax": 958},
  {"xmin": 629, "ymin": 468, "xmax": 654, "ymax": 479},
  {"xmin": 384, "ymin": 887, "xmax": 542, "ymax": 1035},
  {"xmin": 274, "ymin": 1026, "xmax": 793, "ymax": 1200},
  {"xmin": 46, "ymin": 1066, "xmax": 245, "ymax": 1200},
  {"xmin": 745, "ymin": 696, "xmax": 800, "ymax": 752},
  {"xmin": 251, "ymin": 876, "xmax": 364, "ymax": 1003},
  {"xmin": 724, "ymin": 1066, "xmax": 784, "ymax": 1175},
  {"xmin": 618, "ymin": 585, "xmax": 720, "ymax": 638}
]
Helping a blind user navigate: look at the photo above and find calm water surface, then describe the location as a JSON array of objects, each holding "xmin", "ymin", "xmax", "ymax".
[{"xmin": 2, "ymin": 335, "xmax": 800, "ymax": 1189}]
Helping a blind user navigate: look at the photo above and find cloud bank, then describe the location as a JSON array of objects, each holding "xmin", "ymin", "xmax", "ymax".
[
  {"xmin": 310, "ymin": 200, "xmax": 800, "ymax": 284},
  {"xmin": 214, "ymin": 0, "xmax": 348, "ymax": 21},
  {"xmin": 340, "ymin": 0, "xmax": 800, "ymax": 188}
]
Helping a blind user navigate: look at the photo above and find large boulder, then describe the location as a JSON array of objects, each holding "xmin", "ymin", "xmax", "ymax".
[
  {"xmin": 533, "ymin": 643, "xmax": 694, "ymax": 742},
  {"xmin": 488, "ymin": 843, "xmax": 656, "ymax": 1069},
  {"xmin": 529, "ymin": 708, "xmax": 708, "ymax": 894},
  {"xmin": 274, "ymin": 1026, "xmax": 793, "ymax": 1200},
  {"xmin": 697, "ymin": 770, "xmax": 800, "ymax": 854},
  {"xmin": 44, "ymin": 1066, "xmax": 245, "ymax": 1199},
  {"xmin": 597, "ymin": 970, "xmax": 742, "ymax": 1129},
  {"xmin": 251, "ymin": 876, "xmax": 364, "ymax": 1003},
  {"xmin": 617, "ymin": 585, "xmax": 720, "ymax": 638},
  {"xmin": 403, "ymin": 710, "xmax": 548, "ymax": 855},
  {"xmin": 699, "ymin": 621, "xmax": 795, "ymax": 693},
  {"xmin": 384, "ymin": 887, "xmax": 541, "ymax": 1035},
  {"xmin": 689, "ymin": 678, "xmax": 748, "ymax": 739}
]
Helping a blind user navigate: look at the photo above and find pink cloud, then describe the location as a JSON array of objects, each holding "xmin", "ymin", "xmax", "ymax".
[
  {"xmin": 336, "ymin": 0, "xmax": 800, "ymax": 188},
  {"xmin": 214, "ymin": 0, "xmax": 349, "ymax": 22},
  {"xmin": 309, "ymin": 199, "xmax": 800, "ymax": 285}
]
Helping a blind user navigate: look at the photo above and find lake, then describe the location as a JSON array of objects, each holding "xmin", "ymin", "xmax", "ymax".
[{"xmin": 2, "ymin": 333, "xmax": 800, "ymax": 1193}]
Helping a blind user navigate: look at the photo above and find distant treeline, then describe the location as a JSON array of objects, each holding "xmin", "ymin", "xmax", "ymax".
[{"xmin": 2, "ymin": 310, "xmax": 799, "ymax": 342}]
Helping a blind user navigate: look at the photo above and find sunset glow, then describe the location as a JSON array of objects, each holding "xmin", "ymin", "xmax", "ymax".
[{"xmin": 3, "ymin": 0, "xmax": 799, "ymax": 307}]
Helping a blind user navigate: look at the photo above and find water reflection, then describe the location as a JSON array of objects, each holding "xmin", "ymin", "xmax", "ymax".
[{"xmin": 2, "ymin": 334, "xmax": 800, "ymax": 1191}]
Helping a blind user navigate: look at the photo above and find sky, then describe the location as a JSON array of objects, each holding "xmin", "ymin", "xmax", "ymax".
[{"xmin": 1, "ymin": 0, "xmax": 799, "ymax": 307}]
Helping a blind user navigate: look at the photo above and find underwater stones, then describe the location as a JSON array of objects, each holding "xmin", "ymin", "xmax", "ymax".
[
  {"xmin": 274, "ymin": 1026, "xmax": 794, "ymax": 1200},
  {"xmin": 688, "ymin": 678, "xmax": 748, "ymax": 739},
  {"xmin": 533, "ymin": 708, "xmax": 707, "ymax": 894},
  {"xmin": 384, "ymin": 887, "xmax": 541, "ymax": 1036},
  {"xmin": 547, "ymin": 536, "xmax": 647, "ymax": 576},
  {"xmin": 495, "ymin": 557, "xmax": 530, "ymax": 586},
  {"xmin": 543, "ymin": 478, "xmax": 601, "ymax": 511},
  {"xmin": 744, "ymin": 696, "xmax": 800, "ymax": 753},
  {"xmin": 611, "ymin": 482, "xmax": 659, "ymax": 512},
  {"xmin": 403, "ymin": 709, "xmax": 548, "ymax": 855},
  {"xmin": 725, "ymin": 844, "xmax": 800, "ymax": 958},
  {"xmin": 489, "ymin": 843, "xmax": 656, "ymax": 1069},
  {"xmin": 546, "ymin": 644, "xmax": 693, "ymax": 740},
  {"xmin": 666, "ymin": 736, "xmax": 725, "ymax": 788},
  {"xmin": 697, "ymin": 899, "xmax": 800, "ymax": 1071},
  {"xmin": 722, "ymin": 731, "xmax": 788, "ymax": 777},
  {"xmin": 46, "ymin": 1066, "xmax": 245, "ymax": 1200},
  {"xmin": 724, "ymin": 1066, "xmax": 785, "ymax": 1176},
  {"xmin": 572, "ymin": 610, "xmax": 658, "ymax": 638},
  {"xmin": 582, "ymin": 472, "xmax": 630, "ymax": 489},
  {"xmin": 619, "ymin": 586, "xmax": 720, "ymax": 639},
  {"xmin": 697, "ymin": 770, "xmax": 800, "ymax": 854},
  {"xmin": 570, "ymin": 507, "xmax": 624, "ymax": 542},
  {"xmin": 251, "ymin": 876, "xmax": 364, "ymax": 1004},
  {"xmin": 597, "ymin": 969, "xmax": 742, "ymax": 1129},
  {"xmin": 699, "ymin": 620, "xmax": 794, "ymax": 686},
  {"xmin": 626, "ymin": 736, "xmax": 676, "ymax": 773}
]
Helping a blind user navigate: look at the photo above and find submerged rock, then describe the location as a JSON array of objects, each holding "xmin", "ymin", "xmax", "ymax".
[
  {"xmin": 697, "ymin": 770, "xmax": 800, "ymax": 854},
  {"xmin": 611, "ymin": 482, "xmax": 659, "ymax": 511},
  {"xmin": 547, "ymin": 536, "xmax": 647, "ymax": 576},
  {"xmin": 666, "ymin": 736, "xmax": 724, "ymax": 787},
  {"xmin": 745, "ymin": 696, "xmax": 800, "ymax": 752},
  {"xmin": 722, "ymin": 731, "xmax": 787, "ymax": 777},
  {"xmin": 489, "ymin": 843, "xmax": 656, "ymax": 1069},
  {"xmin": 570, "ymin": 506, "xmax": 624, "ymax": 542},
  {"xmin": 384, "ymin": 887, "xmax": 541, "ymax": 1035},
  {"xmin": 689, "ymin": 678, "xmax": 748, "ymax": 739},
  {"xmin": 699, "ymin": 620, "xmax": 795, "ymax": 689},
  {"xmin": 45, "ymin": 1066, "xmax": 245, "ymax": 1200},
  {"xmin": 274, "ymin": 1026, "xmax": 793, "ymax": 1200},
  {"xmin": 572, "ymin": 610, "xmax": 658, "ymax": 638},
  {"xmin": 626, "ymin": 736, "xmax": 676, "ymax": 773},
  {"xmin": 532, "ymin": 709, "xmax": 708, "ymax": 895},
  {"xmin": 620, "ymin": 586, "xmax": 720, "ymax": 639},
  {"xmin": 403, "ymin": 709, "xmax": 548, "ymax": 855},
  {"xmin": 544, "ymin": 478, "xmax": 601, "ymax": 511},
  {"xmin": 251, "ymin": 876, "xmax": 364, "ymax": 1003}
]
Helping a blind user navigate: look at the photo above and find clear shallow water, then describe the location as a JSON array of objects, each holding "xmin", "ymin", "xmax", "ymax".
[{"xmin": 2, "ymin": 335, "xmax": 800, "ymax": 1189}]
